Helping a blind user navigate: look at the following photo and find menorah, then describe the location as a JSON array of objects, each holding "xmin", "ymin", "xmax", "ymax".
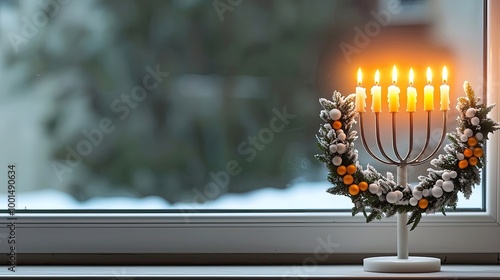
[
  {"xmin": 317, "ymin": 69, "xmax": 497, "ymax": 273},
  {"xmin": 355, "ymin": 66, "xmax": 448, "ymax": 272},
  {"xmin": 358, "ymin": 110, "xmax": 446, "ymax": 272}
]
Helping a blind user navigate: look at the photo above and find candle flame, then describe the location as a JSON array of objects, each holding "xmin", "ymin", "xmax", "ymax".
[
  {"xmin": 357, "ymin": 68, "xmax": 362, "ymax": 86},
  {"xmin": 426, "ymin": 67, "xmax": 432, "ymax": 84},
  {"xmin": 409, "ymin": 68, "xmax": 414, "ymax": 86},
  {"xmin": 442, "ymin": 66, "xmax": 448, "ymax": 84},
  {"xmin": 375, "ymin": 69, "xmax": 380, "ymax": 85},
  {"xmin": 392, "ymin": 65, "xmax": 397, "ymax": 84}
]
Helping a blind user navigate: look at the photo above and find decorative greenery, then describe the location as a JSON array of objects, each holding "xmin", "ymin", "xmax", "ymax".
[{"xmin": 315, "ymin": 81, "xmax": 499, "ymax": 230}]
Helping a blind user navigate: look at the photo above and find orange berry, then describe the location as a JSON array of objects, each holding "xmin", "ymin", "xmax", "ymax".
[
  {"xmin": 346, "ymin": 164, "xmax": 357, "ymax": 175},
  {"xmin": 358, "ymin": 181, "xmax": 368, "ymax": 191},
  {"xmin": 332, "ymin": 121, "xmax": 342, "ymax": 130},
  {"xmin": 468, "ymin": 137, "xmax": 478, "ymax": 147},
  {"xmin": 343, "ymin": 174, "xmax": 354, "ymax": 185},
  {"xmin": 418, "ymin": 198, "xmax": 429, "ymax": 209},
  {"xmin": 463, "ymin": 148, "xmax": 473, "ymax": 158},
  {"xmin": 348, "ymin": 184, "xmax": 360, "ymax": 196},
  {"xmin": 337, "ymin": 166, "xmax": 347, "ymax": 176},
  {"xmin": 469, "ymin": 156, "xmax": 478, "ymax": 166},
  {"xmin": 458, "ymin": 159, "xmax": 469, "ymax": 169},
  {"xmin": 473, "ymin": 147, "xmax": 483, "ymax": 158}
]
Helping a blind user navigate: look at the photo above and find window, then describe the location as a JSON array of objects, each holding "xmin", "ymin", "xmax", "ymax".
[
  {"xmin": 2, "ymin": 0, "xmax": 499, "ymax": 260},
  {"xmin": 0, "ymin": 0, "xmax": 487, "ymax": 211}
]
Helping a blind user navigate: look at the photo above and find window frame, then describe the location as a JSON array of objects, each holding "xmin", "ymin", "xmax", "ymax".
[{"xmin": 2, "ymin": 0, "xmax": 499, "ymax": 258}]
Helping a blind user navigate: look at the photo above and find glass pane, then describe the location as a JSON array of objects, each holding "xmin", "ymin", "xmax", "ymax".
[{"xmin": 0, "ymin": 0, "xmax": 484, "ymax": 210}]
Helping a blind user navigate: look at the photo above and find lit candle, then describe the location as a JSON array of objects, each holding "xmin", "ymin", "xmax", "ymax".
[
  {"xmin": 407, "ymin": 68, "xmax": 417, "ymax": 112},
  {"xmin": 371, "ymin": 70, "xmax": 382, "ymax": 113},
  {"xmin": 387, "ymin": 65, "xmax": 400, "ymax": 113},
  {"xmin": 440, "ymin": 66, "xmax": 450, "ymax": 111},
  {"xmin": 356, "ymin": 68, "xmax": 367, "ymax": 112},
  {"xmin": 424, "ymin": 67, "xmax": 434, "ymax": 111}
]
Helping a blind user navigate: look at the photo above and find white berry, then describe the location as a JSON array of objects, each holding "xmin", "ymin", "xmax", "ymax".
[
  {"xmin": 431, "ymin": 186, "xmax": 443, "ymax": 198},
  {"xmin": 332, "ymin": 156, "xmax": 342, "ymax": 166},
  {"xmin": 460, "ymin": 134, "xmax": 468, "ymax": 142},
  {"xmin": 338, "ymin": 133, "xmax": 346, "ymax": 141},
  {"xmin": 409, "ymin": 197, "xmax": 418, "ymax": 206},
  {"xmin": 466, "ymin": 108, "xmax": 476, "ymax": 118},
  {"xmin": 412, "ymin": 190, "xmax": 423, "ymax": 200},
  {"xmin": 457, "ymin": 153, "xmax": 464, "ymax": 160},
  {"xmin": 475, "ymin": 132, "xmax": 484, "ymax": 141},
  {"xmin": 386, "ymin": 192, "xmax": 398, "ymax": 204},
  {"xmin": 442, "ymin": 181, "xmax": 454, "ymax": 192},
  {"xmin": 395, "ymin": 190, "xmax": 403, "ymax": 200},
  {"xmin": 471, "ymin": 117, "xmax": 480, "ymax": 126},
  {"xmin": 329, "ymin": 109, "xmax": 342, "ymax": 121},
  {"xmin": 329, "ymin": 145, "xmax": 337, "ymax": 153},
  {"xmin": 422, "ymin": 189, "xmax": 430, "ymax": 197},
  {"xmin": 464, "ymin": 128, "xmax": 473, "ymax": 137},
  {"xmin": 369, "ymin": 183, "xmax": 379, "ymax": 194},
  {"xmin": 336, "ymin": 143, "xmax": 347, "ymax": 154},
  {"xmin": 442, "ymin": 172, "xmax": 451, "ymax": 181},
  {"xmin": 449, "ymin": 171, "xmax": 457, "ymax": 179},
  {"xmin": 435, "ymin": 179, "xmax": 444, "ymax": 187}
]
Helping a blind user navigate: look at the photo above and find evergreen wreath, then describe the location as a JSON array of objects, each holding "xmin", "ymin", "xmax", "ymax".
[{"xmin": 315, "ymin": 81, "xmax": 499, "ymax": 230}]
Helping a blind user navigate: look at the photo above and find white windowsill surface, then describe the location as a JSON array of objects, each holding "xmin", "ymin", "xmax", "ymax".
[{"xmin": 0, "ymin": 265, "xmax": 499, "ymax": 278}]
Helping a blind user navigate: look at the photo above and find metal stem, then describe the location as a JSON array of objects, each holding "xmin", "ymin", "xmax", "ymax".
[{"xmin": 397, "ymin": 165, "xmax": 409, "ymax": 259}]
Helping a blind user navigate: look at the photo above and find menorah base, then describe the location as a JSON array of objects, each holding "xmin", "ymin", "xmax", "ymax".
[{"xmin": 363, "ymin": 256, "xmax": 441, "ymax": 273}]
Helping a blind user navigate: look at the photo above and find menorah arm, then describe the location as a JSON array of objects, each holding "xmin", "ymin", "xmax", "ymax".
[
  {"xmin": 403, "ymin": 112, "xmax": 414, "ymax": 162},
  {"xmin": 375, "ymin": 113, "xmax": 400, "ymax": 164},
  {"xmin": 359, "ymin": 113, "xmax": 397, "ymax": 165},
  {"xmin": 411, "ymin": 111, "xmax": 448, "ymax": 165},
  {"xmin": 391, "ymin": 113, "xmax": 405, "ymax": 162},
  {"xmin": 410, "ymin": 111, "xmax": 432, "ymax": 162}
]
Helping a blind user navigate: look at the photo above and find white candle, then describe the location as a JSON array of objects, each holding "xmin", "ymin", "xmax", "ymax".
[
  {"xmin": 407, "ymin": 68, "xmax": 417, "ymax": 112},
  {"xmin": 355, "ymin": 68, "xmax": 366, "ymax": 112},
  {"xmin": 371, "ymin": 70, "xmax": 382, "ymax": 113},
  {"xmin": 387, "ymin": 65, "xmax": 400, "ymax": 113},
  {"xmin": 424, "ymin": 67, "xmax": 434, "ymax": 111},
  {"xmin": 440, "ymin": 66, "xmax": 450, "ymax": 111}
]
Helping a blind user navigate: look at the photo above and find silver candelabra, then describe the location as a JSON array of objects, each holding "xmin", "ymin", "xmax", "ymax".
[{"xmin": 358, "ymin": 110, "xmax": 447, "ymax": 272}]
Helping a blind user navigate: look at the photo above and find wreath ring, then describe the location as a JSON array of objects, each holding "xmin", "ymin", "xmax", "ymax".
[{"xmin": 315, "ymin": 81, "xmax": 499, "ymax": 230}]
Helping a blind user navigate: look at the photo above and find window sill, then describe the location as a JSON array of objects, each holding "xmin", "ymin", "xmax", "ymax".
[{"xmin": 1, "ymin": 265, "xmax": 499, "ymax": 279}]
